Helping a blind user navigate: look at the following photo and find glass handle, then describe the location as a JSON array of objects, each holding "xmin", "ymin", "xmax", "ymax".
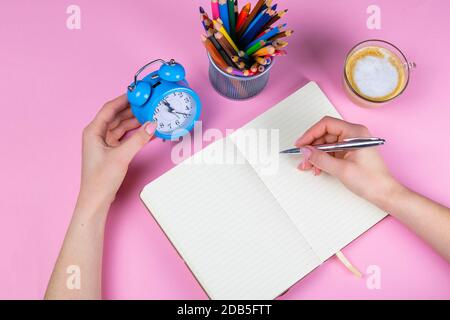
[{"xmin": 405, "ymin": 61, "xmax": 417, "ymax": 71}]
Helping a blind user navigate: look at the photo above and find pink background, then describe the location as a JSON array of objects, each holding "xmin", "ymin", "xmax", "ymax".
[{"xmin": 0, "ymin": 0, "xmax": 449, "ymax": 299}]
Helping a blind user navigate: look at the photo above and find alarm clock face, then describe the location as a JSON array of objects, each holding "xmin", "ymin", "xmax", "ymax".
[{"xmin": 153, "ymin": 91, "xmax": 197, "ymax": 135}]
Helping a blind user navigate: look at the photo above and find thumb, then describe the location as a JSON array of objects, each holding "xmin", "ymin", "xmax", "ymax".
[
  {"xmin": 303, "ymin": 146, "xmax": 346, "ymax": 177},
  {"xmin": 118, "ymin": 122, "xmax": 157, "ymax": 162}
]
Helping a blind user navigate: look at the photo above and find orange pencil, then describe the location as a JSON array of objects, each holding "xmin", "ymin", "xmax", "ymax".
[
  {"xmin": 236, "ymin": 3, "xmax": 251, "ymax": 32},
  {"xmin": 201, "ymin": 34, "xmax": 228, "ymax": 70},
  {"xmin": 237, "ymin": 0, "xmax": 268, "ymax": 37}
]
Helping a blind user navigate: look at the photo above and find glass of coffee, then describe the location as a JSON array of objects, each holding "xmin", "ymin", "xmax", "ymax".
[{"xmin": 343, "ymin": 39, "xmax": 415, "ymax": 107}]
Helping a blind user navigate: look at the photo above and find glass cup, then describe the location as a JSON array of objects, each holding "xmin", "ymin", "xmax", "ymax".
[{"xmin": 343, "ymin": 39, "xmax": 416, "ymax": 108}]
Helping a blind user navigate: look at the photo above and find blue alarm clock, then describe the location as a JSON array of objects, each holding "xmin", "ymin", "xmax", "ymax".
[{"xmin": 127, "ymin": 59, "xmax": 201, "ymax": 140}]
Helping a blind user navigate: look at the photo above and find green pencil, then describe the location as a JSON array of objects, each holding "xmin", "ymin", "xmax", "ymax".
[
  {"xmin": 246, "ymin": 40, "xmax": 267, "ymax": 56},
  {"xmin": 227, "ymin": 0, "xmax": 236, "ymax": 38}
]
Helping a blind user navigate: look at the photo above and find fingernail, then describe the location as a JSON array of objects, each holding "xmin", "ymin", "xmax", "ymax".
[
  {"xmin": 297, "ymin": 147, "xmax": 312, "ymax": 171},
  {"xmin": 314, "ymin": 167, "xmax": 320, "ymax": 176},
  {"xmin": 300, "ymin": 147, "xmax": 312, "ymax": 160},
  {"xmin": 145, "ymin": 122, "xmax": 157, "ymax": 135}
]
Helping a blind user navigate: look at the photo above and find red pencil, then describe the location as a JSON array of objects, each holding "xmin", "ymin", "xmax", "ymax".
[{"xmin": 236, "ymin": 3, "xmax": 251, "ymax": 32}]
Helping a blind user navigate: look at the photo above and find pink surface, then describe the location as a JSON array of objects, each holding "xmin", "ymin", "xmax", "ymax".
[{"xmin": 0, "ymin": 0, "xmax": 449, "ymax": 299}]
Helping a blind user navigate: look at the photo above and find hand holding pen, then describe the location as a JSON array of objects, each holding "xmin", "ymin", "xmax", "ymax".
[
  {"xmin": 280, "ymin": 137, "xmax": 385, "ymax": 154},
  {"xmin": 291, "ymin": 116, "xmax": 394, "ymax": 204}
]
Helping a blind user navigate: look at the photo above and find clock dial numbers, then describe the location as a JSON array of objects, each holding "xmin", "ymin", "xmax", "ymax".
[{"xmin": 153, "ymin": 91, "xmax": 195, "ymax": 133}]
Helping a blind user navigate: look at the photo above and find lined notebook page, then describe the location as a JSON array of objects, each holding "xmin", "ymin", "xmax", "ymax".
[
  {"xmin": 141, "ymin": 138, "xmax": 320, "ymax": 300},
  {"xmin": 230, "ymin": 82, "xmax": 387, "ymax": 261}
]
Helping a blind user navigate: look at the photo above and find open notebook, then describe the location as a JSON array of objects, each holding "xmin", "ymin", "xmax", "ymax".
[{"xmin": 141, "ymin": 82, "xmax": 387, "ymax": 299}]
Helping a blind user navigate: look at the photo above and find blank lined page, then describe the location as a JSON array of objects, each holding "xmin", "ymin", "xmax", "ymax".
[
  {"xmin": 230, "ymin": 82, "xmax": 387, "ymax": 261},
  {"xmin": 141, "ymin": 138, "xmax": 320, "ymax": 300}
]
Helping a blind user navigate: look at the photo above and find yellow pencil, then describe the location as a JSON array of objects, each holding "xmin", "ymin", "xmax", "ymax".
[
  {"xmin": 214, "ymin": 19, "xmax": 239, "ymax": 52},
  {"xmin": 255, "ymin": 56, "xmax": 268, "ymax": 65},
  {"xmin": 252, "ymin": 45, "xmax": 275, "ymax": 57}
]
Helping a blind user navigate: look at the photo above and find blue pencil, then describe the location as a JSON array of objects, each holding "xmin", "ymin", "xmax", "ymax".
[
  {"xmin": 244, "ymin": 23, "xmax": 287, "ymax": 51},
  {"xmin": 241, "ymin": 4, "xmax": 277, "ymax": 44},
  {"xmin": 240, "ymin": 9, "xmax": 267, "ymax": 44},
  {"xmin": 218, "ymin": 0, "xmax": 230, "ymax": 34}
]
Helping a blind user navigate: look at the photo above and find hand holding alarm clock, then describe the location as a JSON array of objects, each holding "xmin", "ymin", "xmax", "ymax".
[{"xmin": 127, "ymin": 59, "xmax": 202, "ymax": 141}]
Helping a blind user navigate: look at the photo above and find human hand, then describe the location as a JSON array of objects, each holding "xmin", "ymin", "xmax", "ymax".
[
  {"xmin": 79, "ymin": 94, "xmax": 156, "ymax": 206},
  {"xmin": 295, "ymin": 116, "xmax": 398, "ymax": 205}
]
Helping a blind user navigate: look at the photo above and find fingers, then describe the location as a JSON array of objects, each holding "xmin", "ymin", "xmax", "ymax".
[
  {"xmin": 295, "ymin": 116, "xmax": 370, "ymax": 147},
  {"xmin": 298, "ymin": 134, "xmax": 339, "ymax": 171},
  {"xmin": 106, "ymin": 117, "xmax": 141, "ymax": 147},
  {"xmin": 108, "ymin": 107, "xmax": 134, "ymax": 131},
  {"xmin": 87, "ymin": 95, "xmax": 130, "ymax": 137},
  {"xmin": 301, "ymin": 146, "xmax": 347, "ymax": 177},
  {"xmin": 116, "ymin": 122, "xmax": 157, "ymax": 163}
]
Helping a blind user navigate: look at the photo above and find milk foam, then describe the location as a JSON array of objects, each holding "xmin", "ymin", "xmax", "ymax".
[{"xmin": 353, "ymin": 48, "xmax": 400, "ymax": 99}]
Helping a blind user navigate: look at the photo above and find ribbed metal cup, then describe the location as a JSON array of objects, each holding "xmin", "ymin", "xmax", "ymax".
[{"xmin": 208, "ymin": 54, "xmax": 273, "ymax": 100}]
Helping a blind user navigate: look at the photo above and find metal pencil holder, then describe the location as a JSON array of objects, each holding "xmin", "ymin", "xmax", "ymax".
[{"xmin": 208, "ymin": 54, "xmax": 274, "ymax": 100}]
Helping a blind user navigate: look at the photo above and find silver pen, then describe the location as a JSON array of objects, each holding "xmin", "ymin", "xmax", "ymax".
[{"xmin": 279, "ymin": 137, "xmax": 386, "ymax": 154}]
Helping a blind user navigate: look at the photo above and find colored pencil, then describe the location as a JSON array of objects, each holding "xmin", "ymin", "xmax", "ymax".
[
  {"xmin": 240, "ymin": 8, "xmax": 267, "ymax": 43},
  {"xmin": 272, "ymin": 49, "xmax": 287, "ymax": 56},
  {"xmin": 245, "ymin": 39, "xmax": 267, "ymax": 56},
  {"xmin": 226, "ymin": 67, "xmax": 252, "ymax": 77},
  {"xmin": 200, "ymin": 0, "xmax": 291, "ymax": 77},
  {"xmin": 240, "ymin": 6, "xmax": 272, "ymax": 40},
  {"xmin": 244, "ymin": 23, "xmax": 286, "ymax": 50},
  {"xmin": 267, "ymin": 29, "xmax": 293, "ymax": 42},
  {"xmin": 241, "ymin": 6, "xmax": 276, "ymax": 45},
  {"xmin": 261, "ymin": 9, "xmax": 287, "ymax": 31},
  {"xmin": 200, "ymin": 7, "xmax": 213, "ymax": 31},
  {"xmin": 237, "ymin": 0, "xmax": 267, "ymax": 37},
  {"xmin": 227, "ymin": 0, "xmax": 236, "ymax": 37},
  {"xmin": 206, "ymin": 29, "xmax": 234, "ymax": 67},
  {"xmin": 218, "ymin": 0, "xmax": 230, "ymax": 34},
  {"xmin": 273, "ymin": 40, "xmax": 288, "ymax": 49},
  {"xmin": 201, "ymin": 34, "xmax": 228, "ymax": 70},
  {"xmin": 255, "ymin": 56, "xmax": 269, "ymax": 65},
  {"xmin": 211, "ymin": 0, "xmax": 220, "ymax": 20},
  {"xmin": 255, "ymin": 27, "xmax": 273, "ymax": 40},
  {"xmin": 232, "ymin": 55, "xmax": 246, "ymax": 70},
  {"xmin": 213, "ymin": 19, "xmax": 239, "ymax": 52},
  {"xmin": 236, "ymin": 2, "xmax": 251, "ymax": 32},
  {"xmin": 213, "ymin": 31, "xmax": 245, "ymax": 70},
  {"xmin": 250, "ymin": 62, "xmax": 259, "ymax": 73},
  {"xmin": 214, "ymin": 31, "xmax": 239, "ymax": 56},
  {"xmin": 252, "ymin": 45, "xmax": 275, "ymax": 57}
]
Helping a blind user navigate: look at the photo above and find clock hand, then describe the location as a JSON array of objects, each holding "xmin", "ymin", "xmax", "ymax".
[
  {"xmin": 172, "ymin": 111, "xmax": 190, "ymax": 116},
  {"xmin": 162, "ymin": 99, "xmax": 190, "ymax": 117},
  {"xmin": 161, "ymin": 100, "xmax": 181, "ymax": 119},
  {"xmin": 162, "ymin": 100, "xmax": 173, "ymax": 111}
]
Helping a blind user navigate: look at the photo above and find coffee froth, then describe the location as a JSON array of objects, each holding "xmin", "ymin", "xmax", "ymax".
[{"xmin": 345, "ymin": 46, "xmax": 406, "ymax": 102}]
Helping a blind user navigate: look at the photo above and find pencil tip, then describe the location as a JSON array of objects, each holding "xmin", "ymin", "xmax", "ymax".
[{"xmin": 199, "ymin": 6, "xmax": 205, "ymax": 14}]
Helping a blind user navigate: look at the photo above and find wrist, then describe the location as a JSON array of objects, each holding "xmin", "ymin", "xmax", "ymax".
[
  {"xmin": 369, "ymin": 176, "xmax": 406, "ymax": 213},
  {"xmin": 75, "ymin": 187, "xmax": 113, "ymax": 220}
]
